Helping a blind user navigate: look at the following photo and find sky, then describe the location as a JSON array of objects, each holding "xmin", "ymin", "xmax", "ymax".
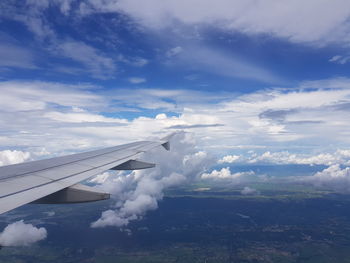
[
  {"xmin": 1, "ymin": 0, "xmax": 350, "ymax": 160},
  {"xmin": 2, "ymin": 0, "xmax": 350, "ymax": 243}
]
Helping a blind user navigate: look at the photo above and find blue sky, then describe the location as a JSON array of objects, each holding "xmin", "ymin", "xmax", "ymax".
[{"xmin": 1, "ymin": 0, "xmax": 350, "ymax": 162}]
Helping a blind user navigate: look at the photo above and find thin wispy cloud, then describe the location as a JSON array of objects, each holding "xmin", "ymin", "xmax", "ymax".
[{"xmin": 128, "ymin": 77, "xmax": 146, "ymax": 84}]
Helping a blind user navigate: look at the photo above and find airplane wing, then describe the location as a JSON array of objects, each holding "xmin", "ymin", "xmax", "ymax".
[{"xmin": 0, "ymin": 134, "xmax": 173, "ymax": 215}]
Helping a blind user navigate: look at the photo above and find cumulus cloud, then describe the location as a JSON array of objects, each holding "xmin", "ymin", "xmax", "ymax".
[
  {"xmin": 218, "ymin": 155, "xmax": 240, "ymax": 164},
  {"xmin": 91, "ymin": 132, "xmax": 214, "ymax": 228},
  {"xmin": 0, "ymin": 220, "xmax": 47, "ymax": 247},
  {"xmin": 92, "ymin": 172, "xmax": 185, "ymax": 228},
  {"xmin": 201, "ymin": 167, "xmax": 254, "ymax": 180},
  {"xmin": 297, "ymin": 165, "xmax": 350, "ymax": 192},
  {"xmin": 0, "ymin": 150, "xmax": 31, "ymax": 166},
  {"xmin": 241, "ymin": 186, "xmax": 258, "ymax": 195}
]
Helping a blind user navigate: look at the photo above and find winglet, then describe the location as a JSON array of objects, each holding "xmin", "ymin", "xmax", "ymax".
[
  {"xmin": 160, "ymin": 133, "xmax": 176, "ymax": 151},
  {"xmin": 162, "ymin": 141, "xmax": 170, "ymax": 151}
]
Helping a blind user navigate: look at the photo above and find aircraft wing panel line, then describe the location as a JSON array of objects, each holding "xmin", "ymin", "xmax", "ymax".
[
  {"xmin": 0, "ymin": 141, "xmax": 155, "ymax": 181},
  {"xmin": 0, "ymin": 151, "xmax": 146, "ymax": 199}
]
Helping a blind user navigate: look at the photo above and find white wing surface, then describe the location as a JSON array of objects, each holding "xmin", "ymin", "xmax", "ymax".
[{"xmin": 0, "ymin": 136, "xmax": 172, "ymax": 215}]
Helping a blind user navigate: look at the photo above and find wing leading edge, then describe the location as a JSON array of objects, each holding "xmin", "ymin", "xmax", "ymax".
[{"xmin": 0, "ymin": 134, "xmax": 174, "ymax": 215}]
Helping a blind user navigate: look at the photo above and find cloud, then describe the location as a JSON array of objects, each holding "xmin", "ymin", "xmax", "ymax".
[
  {"xmin": 0, "ymin": 1, "xmax": 56, "ymax": 40},
  {"xmin": 2, "ymin": 77, "xmax": 350, "ymax": 159},
  {"xmin": 83, "ymin": 0, "xmax": 350, "ymax": 46},
  {"xmin": 55, "ymin": 40, "xmax": 117, "ymax": 79},
  {"xmin": 92, "ymin": 172, "xmax": 185, "ymax": 228},
  {"xmin": 43, "ymin": 110, "xmax": 128, "ymax": 124},
  {"xmin": 0, "ymin": 220, "xmax": 47, "ymax": 246},
  {"xmin": 43, "ymin": 211, "xmax": 55, "ymax": 217},
  {"xmin": 0, "ymin": 81, "xmax": 104, "ymax": 112},
  {"xmin": 249, "ymin": 151, "xmax": 336, "ymax": 165},
  {"xmin": 128, "ymin": 77, "xmax": 146, "ymax": 84},
  {"xmin": 241, "ymin": 186, "xmax": 258, "ymax": 195},
  {"xmin": 0, "ymin": 150, "xmax": 31, "ymax": 166},
  {"xmin": 201, "ymin": 167, "xmax": 254, "ymax": 180},
  {"xmin": 117, "ymin": 55, "xmax": 149, "ymax": 67},
  {"xmin": 167, "ymin": 123, "xmax": 224, "ymax": 129},
  {"xmin": 218, "ymin": 149, "xmax": 350, "ymax": 166},
  {"xmin": 218, "ymin": 155, "xmax": 240, "ymax": 164},
  {"xmin": 297, "ymin": 165, "xmax": 350, "ymax": 192},
  {"xmin": 246, "ymin": 149, "xmax": 350, "ymax": 166},
  {"xmin": 329, "ymin": 55, "xmax": 350, "ymax": 64},
  {"xmin": 259, "ymin": 109, "xmax": 297, "ymax": 122},
  {"xmin": 91, "ymin": 132, "xmax": 214, "ymax": 228},
  {"xmin": 166, "ymin": 46, "xmax": 183, "ymax": 58},
  {"xmin": 168, "ymin": 45, "xmax": 282, "ymax": 84}
]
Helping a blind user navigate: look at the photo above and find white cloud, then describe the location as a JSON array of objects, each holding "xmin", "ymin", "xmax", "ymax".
[
  {"xmin": 248, "ymin": 151, "xmax": 335, "ymax": 165},
  {"xmin": 0, "ymin": 150, "xmax": 31, "ymax": 166},
  {"xmin": 329, "ymin": 55, "xmax": 350, "ymax": 64},
  {"xmin": 0, "ymin": 81, "xmax": 103, "ymax": 112},
  {"xmin": 241, "ymin": 186, "xmax": 258, "ymax": 195},
  {"xmin": 91, "ymin": 132, "xmax": 214, "ymax": 228},
  {"xmin": 218, "ymin": 155, "xmax": 240, "ymax": 164},
  {"xmin": 83, "ymin": 0, "xmax": 350, "ymax": 46},
  {"xmin": 0, "ymin": 220, "xmax": 47, "ymax": 246},
  {"xmin": 128, "ymin": 77, "xmax": 146, "ymax": 84},
  {"xmin": 297, "ymin": 164, "xmax": 350, "ymax": 192},
  {"xmin": 232, "ymin": 149, "xmax": 350, "ymax": 166},
  {"xmin": 89, "ymin": 172, "xmax": 112, "ymax": 184},
  {"xmin": 201, "ymin": 167, "xmax": 254, "ymax": 180},
  {"xmin": 131, "ymin": 57, "xmax": 149, "ymax": 67},
  {"xmin": 43, "ymin": 111, "xmax": 127, "ymax": 124},
  {"xmin": 166, "ymin": 46, "xmax": 183, "ymax": 57}
]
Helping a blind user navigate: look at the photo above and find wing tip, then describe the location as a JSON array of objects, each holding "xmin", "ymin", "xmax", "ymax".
[{"xmin": 160, "ymin": 132, "xmax": 177, "ymax": 151}]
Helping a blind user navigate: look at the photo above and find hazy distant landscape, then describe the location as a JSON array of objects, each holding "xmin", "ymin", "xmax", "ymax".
[{"xmin": 2, "ymin": 166, "xmax": 350, "ymax": 263}]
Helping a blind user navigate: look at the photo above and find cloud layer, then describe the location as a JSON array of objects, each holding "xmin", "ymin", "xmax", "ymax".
[
  {"xmin": 219, "ymin": 149, "xmax": 350, "ymax": 166},
  {"xmin": 293, "ymin": 165, "xmax": 350, "ymax": 193},
  {"xmin": 1, "ymin": 78, "xmax": 350, "ymax": 157},
  {"xmin": 84, "ymin": 0, "xmax": 350, "ymax": 46}
]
